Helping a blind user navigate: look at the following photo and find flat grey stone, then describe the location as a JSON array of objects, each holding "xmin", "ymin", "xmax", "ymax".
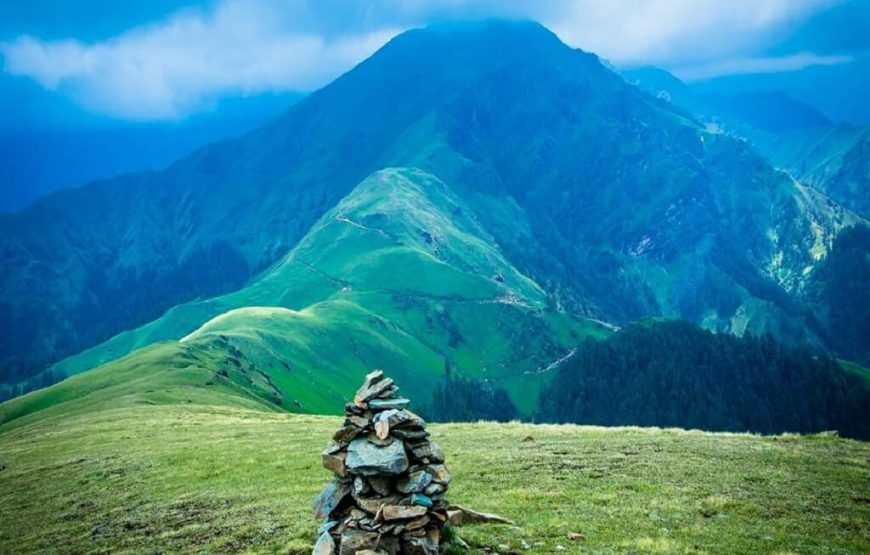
[
  {"xmin": 409, "ymin": 493, "xmax": 433, "ymax": 508},
  {"xmin": 312, "ymin": 530, "xmax": 336, "ymax": 555},
  {"xmin": 426, "ymin": 463, "xmax": 450, "ymax": 484},
  {"xmin": 355, "ymin": 494, "xmax": 402, "ymax": 514},
  {"xmin": 402, "ymin": 528, "xmax": 440, "ymax": 555},
  {"xmin": 368, "ymin": 476, "xmax": 392, "ymax": 495},
  {"xmin": 423, "ymin": 482, "xmax": 446, "ymax": 496},
  {"xmin": 346, "ymin": 437, "xmax": 408, "ymax": 476},
  {"xmin": 339, "ymin": 529, "xmax": 379, "ymax": 555},
  {"xmin": 397, "ymin": 469, "xmax": 433, "ymax": 493},
  {"xmin": 390, "ymin": 428, "xmax": 430, "ymax": 441},
  {"xmin": 354, "ymin": 371, "xmax": 395, "ymax": 407},
  {"xmin": 312, "ymin": 481, "xmax": 350, "ymax": 519},
  {"xmin": 382, "ymin": 504, "xmax": 428, "ymax": 521},
  {"xmin": 333, "ymin": 424, "xmax": 362, "ymax": 445},
  {"xmin": 322, "ymin": 450, "xmax": 347, "ymax": 477},
  {"xmin": 409, "ymin": 441, "xmax": 444, "ymax": 464}
]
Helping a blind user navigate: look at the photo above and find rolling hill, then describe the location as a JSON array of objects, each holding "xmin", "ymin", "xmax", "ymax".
[
  {"xmin": 1, "ymin": 168, "xmax": 605, "ymax": 425},
  {"xmin": 0, "ymin": 21, "xmax": 572, "ymax": 385}
]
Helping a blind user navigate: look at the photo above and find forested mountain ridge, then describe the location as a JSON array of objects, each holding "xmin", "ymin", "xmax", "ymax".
[{"xmin": 807, "ymin": 225, "xmax": 870, "ymax": 363}]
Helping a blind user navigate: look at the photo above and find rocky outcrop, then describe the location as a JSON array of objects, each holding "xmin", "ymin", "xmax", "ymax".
[{"xmin": 312, "ymin": 370, "xmax": 450, "ymax": 555}]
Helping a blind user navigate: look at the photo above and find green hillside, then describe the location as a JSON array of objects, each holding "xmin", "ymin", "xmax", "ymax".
[
  {"xmin": 3, "ymin": 168, "xmax": 604, "ymax": 423},
  {"xmin": 0, "ymin": 402, "xmax": 867, "ymax": 554},
  {"xmin": 0, "ymin": 341, "xmax": 280, "ymax": 431}
]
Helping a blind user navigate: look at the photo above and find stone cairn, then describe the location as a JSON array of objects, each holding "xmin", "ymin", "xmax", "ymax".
[{"xmin": 311, "ymin": 370, "xmax": 450, "ymax": 555}]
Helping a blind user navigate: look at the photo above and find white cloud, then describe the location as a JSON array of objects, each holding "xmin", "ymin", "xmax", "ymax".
[
  {"xmin": 540, "ymin": 0, "xmax": 837, "ymax": 65},
  {"xmin": 384, "ymin": 0, "xmax": 838, "ymax": 65},
  {"xmin": 0, "ymin": 0, "xmax": 843, "ymax": 120},
  {"xmin": 0, "ymin": 0, "xmax": 400, "ymax": 119},
  {"xmin": 674, "ymin": 52, "xmax": 853, "ymax": 81}
]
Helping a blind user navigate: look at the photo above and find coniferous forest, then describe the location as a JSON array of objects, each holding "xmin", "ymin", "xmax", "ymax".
[
  {"xmin": 537, "ymin": 321, "xmax": 870, "ymax": 438},
  {"xmin": 422, "ymin": 374, "xmax": 519, "ymax": 423},
  {"xmin": 811, "ymin": 226, "xmax": 870, "ymax": 364},
  {"xmin": 422, "ymin": 321, "xmax": 869, "ymax": 439}
]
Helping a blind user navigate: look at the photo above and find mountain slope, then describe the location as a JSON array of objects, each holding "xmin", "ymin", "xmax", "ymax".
[
  {"xmin": 752, "ymin": 125, "xmax": 870, "ymax": 216},
  {"xmin": 622, "ymin": 67, "xmax": 833, "ymax": 134},
  {"xmin": 0, "ymin": 21, "xmax": 587, "ymax": 384},
  {"xmin": 0, "ymin": 20, "xmax": 863, "ymax": 387},
  {"xmin": 624, "ymin": 65, "xmax": 869, "ymax": 217},
  {"xmin": 389, "ymin": 41, "xmax": 858, "ymax": 344},
  {"xmin": 623, "ymin": 66, "xmax": 867, "ymax": 365},
  {"xmin": 3, "ymin": 167, "xmax": 604, "ymax": 424}
]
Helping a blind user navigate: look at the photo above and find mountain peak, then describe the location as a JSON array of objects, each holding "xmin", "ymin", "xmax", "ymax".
[
  {"xmin": 365, "ymin": 18, "xmax": 575, "ymax": 71},
  {"xmin": 413, "ymin": 18, "xmax": 558, "ymax": 41}
]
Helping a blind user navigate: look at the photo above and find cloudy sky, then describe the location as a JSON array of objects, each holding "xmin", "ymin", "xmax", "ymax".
[{"xmin": 1, "ymin": 0, "xmax": 868, "ymax": 121}]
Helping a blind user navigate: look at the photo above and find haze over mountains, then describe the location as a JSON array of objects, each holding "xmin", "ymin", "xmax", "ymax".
[
  {"xmin": 0, "ymin": 88, "xmax": 302, "ymax": 212},
  {"xmin": 624, "ymin": 65, "xmax": 870, "ymax": 215},
  {"xmin": 1, "ymin": 21, "xmax": 868, "ymax": 435}
]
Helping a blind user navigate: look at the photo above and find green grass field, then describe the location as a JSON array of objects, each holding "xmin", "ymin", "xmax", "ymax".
[{"xmin": 1, "ymin": 402, "xmax": 867, "ymax": 555}]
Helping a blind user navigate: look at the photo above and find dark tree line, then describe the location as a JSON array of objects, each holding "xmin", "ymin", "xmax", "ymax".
[
  {"xmin": 0, "ymin": 368, "xmax": 67, "ymax": 404},
  {"xmin": 537, "ymin": 321, "xmax": 870, "ymax": 439},
  {"xmin": 421, "ymin": 374, "xmax": 519, "ymax": 423},
  {"xmin": 811, "ymin": 225, "xmax": 870, "ymax": 364}
]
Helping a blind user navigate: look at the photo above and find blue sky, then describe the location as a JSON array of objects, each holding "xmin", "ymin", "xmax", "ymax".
[{"xmin": 1, "ymin": 0, "xmax": 868, "ymax": 122}]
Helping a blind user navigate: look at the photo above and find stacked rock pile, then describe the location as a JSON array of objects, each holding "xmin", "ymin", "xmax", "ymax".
[{"xmin": 312, "ymin": 370, "xmax": 450, "ymax": 555}]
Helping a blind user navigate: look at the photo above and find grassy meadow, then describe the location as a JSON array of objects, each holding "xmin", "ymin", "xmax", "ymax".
[{"xmin": 1, "ymin": 403, "xmax": 867, "ymax": 554}]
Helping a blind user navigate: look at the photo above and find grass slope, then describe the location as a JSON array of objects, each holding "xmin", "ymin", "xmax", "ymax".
[
  {"xmin": 10, "ymin": 168, "xmax": 604, "ymax": 422},
  {"xmin": 0, "ymin": 403, "xmax": 867, "ymax": 554},
  {"xmin": 0, "ymin": 341, "xmax": 282, "ymax": 431}
]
